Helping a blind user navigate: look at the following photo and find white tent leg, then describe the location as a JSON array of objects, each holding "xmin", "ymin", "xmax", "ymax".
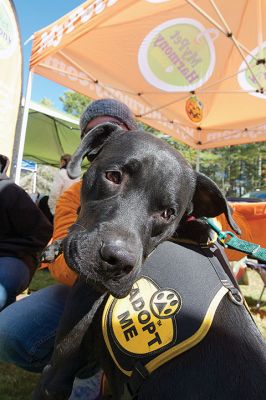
[
  {"xmin": 196, "ymin": 150, "xmax": 200, "ymax": 172},
  {"xmin": 14, "ymin": 71, "xmax": 33, "ymax": 184},
  {"xmin": 32, "ymin": 163, "xmax": 37, "ymax": 193}
]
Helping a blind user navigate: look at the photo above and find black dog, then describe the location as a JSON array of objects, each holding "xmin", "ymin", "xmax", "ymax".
[{"xmin": 34, "ymin": 123, "xmax": 266, "ymax": 399}]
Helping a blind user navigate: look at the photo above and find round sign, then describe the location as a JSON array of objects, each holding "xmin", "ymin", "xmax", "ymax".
[
  {"xmin": 185, "ymin": 95, "xmax": 203, "ymax": 122},
  {"xmin": 138, "ymin": 18, "xmax": 216, "ymax": 92},
  {"xmin": 238, "ymin": 43, "xmax": 266, "ymax": 100}
]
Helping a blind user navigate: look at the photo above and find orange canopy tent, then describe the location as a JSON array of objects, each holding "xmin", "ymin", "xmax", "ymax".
[
  {"xmin": 16, "ymin": 0, "xmax": 266, "ymax": 258},
  {"xmin": 28, "ymin": 0, "xmax": 266, "ymax": 150},
  {"xmin": 15, "ymin": 0, "xmax": 266, "ymax": 182}
]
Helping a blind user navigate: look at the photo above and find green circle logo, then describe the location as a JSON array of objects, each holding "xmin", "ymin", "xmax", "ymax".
[
  {"xmin": 0, "ymin": 0, "xmax": 17, "ymax": 58},
  {"xmin": 238, "ymin": 43, "xmax": 266, "ymax": 100},
  {"xmin": 138, "ymin": 18, "xmax": 216, "ymax": 92}
]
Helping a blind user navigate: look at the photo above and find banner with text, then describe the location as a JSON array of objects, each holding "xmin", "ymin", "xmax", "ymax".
[{"xmin": 0, "ymin": 0, "xmax": 22, "ymax": 162}]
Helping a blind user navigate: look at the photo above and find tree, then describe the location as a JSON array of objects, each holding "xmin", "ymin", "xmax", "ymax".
[
  {"xmin": 40, "ymin": 98, "xmax": 54, "ymax": 108},
  {"xmin": 59, "ymin": 91, "xmax": 265, "ymax": 196},
  {"xmin": 59, "ymin": 92, "xmax": 90, "ymax": 116},
  {"xmin": 20, "ymin": 165, "xmax": 56, "ymax": 195}
]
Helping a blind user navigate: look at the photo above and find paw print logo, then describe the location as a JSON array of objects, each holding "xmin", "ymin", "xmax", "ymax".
[{"xmin": 151, "ymin": 289, "xmax": 182, "ymax": 319}]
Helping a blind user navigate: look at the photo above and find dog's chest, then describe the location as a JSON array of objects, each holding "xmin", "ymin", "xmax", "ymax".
[{"xmin": 102, "ymin": 241, "xmax": 231, "ymax": 377}]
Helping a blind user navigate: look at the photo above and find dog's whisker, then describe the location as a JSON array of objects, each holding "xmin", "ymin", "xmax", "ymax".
[{"xmin": 72, "ymin": 222, "xmax": 87, "ymax": 231}]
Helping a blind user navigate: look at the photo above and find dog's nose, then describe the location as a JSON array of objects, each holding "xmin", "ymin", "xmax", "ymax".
[{"xmin": 100, "ymin": 240, "xmax": 136, "ymax": 274}]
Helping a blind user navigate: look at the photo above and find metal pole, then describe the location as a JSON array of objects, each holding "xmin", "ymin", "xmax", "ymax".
[
  {"xmin": 32, "ymin": 163, "xmax": 37, "ymax": 193},
  {"xmin": 14, "ymin": 70, "xmax": 33, "ymax": 184},
  {"xmin": 196, "ymin": 150, "xmax": 200, "ymax": 172}
]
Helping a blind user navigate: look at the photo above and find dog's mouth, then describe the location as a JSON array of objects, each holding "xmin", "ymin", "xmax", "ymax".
[
  {"xmin": 104, "ymin": 278, "xmax": 135, "ymax": 299},
  {"xmin": 98, "ymin": 261, "xmax": 140, "ymax": 298},
  {"xmin": 100, "ymin": 260, "xmax": 134, "ymax": 279}
]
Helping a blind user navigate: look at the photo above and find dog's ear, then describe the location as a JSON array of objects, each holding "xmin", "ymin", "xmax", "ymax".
[
  {"xmin": 191, "ymin": 172, "xmax": 240, "ymax": 234},
  {"xmin": 67, "ymin": 122, "xmax": 123, "ymax": 179}
]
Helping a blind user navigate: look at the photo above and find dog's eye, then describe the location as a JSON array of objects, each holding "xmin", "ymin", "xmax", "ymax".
[
  {"xmin": 161, "ymin": 208, "xmax": 175, "ymax": 220},
  {"xmin": 106, "ymin": 171, "xmax": 122, "ymax": 184}
]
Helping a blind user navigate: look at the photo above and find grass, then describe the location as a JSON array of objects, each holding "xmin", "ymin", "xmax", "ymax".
[
  {"xmin": 0, "ymin": 269, "xmax": 265, "ymax": 400},
  {"xmin": 0, "ymin": 269, "xmax": 55, "ymax": 400},
  {"xmin": 239, "ymin": 269, "xmax": 266, "ymax": 338}
]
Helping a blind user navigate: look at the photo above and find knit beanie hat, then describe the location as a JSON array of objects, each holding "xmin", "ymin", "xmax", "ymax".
[{"xmin": 80, "ymin": 98, "xmax": 138, "ymax": 138}]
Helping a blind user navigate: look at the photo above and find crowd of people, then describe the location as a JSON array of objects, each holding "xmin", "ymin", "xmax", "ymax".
[{"xmin": 0, "ymin": 98, "xmax": 256, "ymax": 400}]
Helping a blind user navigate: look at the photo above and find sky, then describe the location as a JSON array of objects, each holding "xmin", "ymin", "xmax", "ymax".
[{"xmin": 13, "ymin": 0, "xmax": 84, "ymax": 110}]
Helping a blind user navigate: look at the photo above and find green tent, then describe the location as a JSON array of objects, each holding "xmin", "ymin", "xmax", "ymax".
[{"xmin": 23, "ymin": 102, "xmax": 80, "ymax": 168}]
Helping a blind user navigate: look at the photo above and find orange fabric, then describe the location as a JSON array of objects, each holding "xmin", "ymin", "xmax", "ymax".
[
  {"xmin": 29, "ymin": 1, "xmax": 266, "ymax": 149},
  {"xmin": 230, "ymin": 202, "xmax": 266, "ymax": 248},
  {"xmin": 216, "ymin": 202, "xmax": 266, "ymax": 261},
  {"xmin": 48, "ymin": 180, "xmax": 82, "ymax": 286},
  {"xmin": 216, "ymin": 210, "xmax": 253, "ymax": 262}
]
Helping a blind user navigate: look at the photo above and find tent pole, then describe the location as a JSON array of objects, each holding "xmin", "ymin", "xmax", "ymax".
[
  {"xmin": 196, "ymin": 150, "xmax": 200, "ymax": 172},
  {"xmin": 32, "ymin": 163, "xmax": 37, "ymax": 193},
  {"xmin": 14, "ymin": 70, "xmax": 33, "ymax": 184}
]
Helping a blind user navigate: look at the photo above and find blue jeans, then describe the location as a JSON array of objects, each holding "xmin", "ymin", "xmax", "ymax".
[
  {"xmin": 0, "ymin": 283, "xmax": 70, "ymax": 372},
  {"xmin": 0, "ymin": 257, "xmax": 30, "ymax": 310}
]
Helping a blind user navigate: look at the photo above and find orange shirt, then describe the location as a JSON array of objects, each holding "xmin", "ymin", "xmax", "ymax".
[{"xmin": 48, "ymin": 181, "xmax": 82, "ymax": 286}]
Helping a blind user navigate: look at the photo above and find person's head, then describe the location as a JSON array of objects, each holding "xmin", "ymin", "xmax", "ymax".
[
  {"xmin": 79, "ymin": 98, "xmax": 138, "ymax": 139},
  {"xmin": 0, "ymin": 154, "xmax": 9, "ymax": 178},
  {"xmin": 60, "ymin": 154, "xmax": 72, "ymax": 169}
]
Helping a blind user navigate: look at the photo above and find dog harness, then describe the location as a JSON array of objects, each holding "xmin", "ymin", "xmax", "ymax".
[{"xmin": 102, "ymin": 240, "xmax": 243, "ymax": 398}]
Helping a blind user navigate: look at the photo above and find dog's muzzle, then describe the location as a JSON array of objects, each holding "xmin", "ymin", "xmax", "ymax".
[
  {"xmin": 100, "ymin": 239, "xmax": 137, "ymax": 278},
  {"xmin": 64, "ymin": 231, "xmax": 142, "ymax": 298}
]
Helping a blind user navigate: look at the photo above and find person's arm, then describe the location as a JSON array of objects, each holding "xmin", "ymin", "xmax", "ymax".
[
  {"xmin": 48, "ymin": 170, "xmax": 65, "ymax": 214},
  {"xmin": 3, "ymin": 183, "xmax": 52, "ymax": 256},
  {"xmin": 48, "ymin": 180, "xmax": 82, "ymax": 286}
]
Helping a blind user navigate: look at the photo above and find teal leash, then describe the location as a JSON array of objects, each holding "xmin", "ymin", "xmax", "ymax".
[{"xmin": 202, "ymin": 217, "xmax": 266, "ymax": 263}]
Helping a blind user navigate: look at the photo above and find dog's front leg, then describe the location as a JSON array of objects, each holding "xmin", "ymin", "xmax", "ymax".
[
  {"xmin": 33, "ymin": 343, "xmax": 95, "ymax": 400},
  {"xmin": 33, "ymin": 278, "xmax": 105, "ymax": 400},
  {"xmin": 40, "ymin": 239, "xmax": 64, "ymax": 263}
]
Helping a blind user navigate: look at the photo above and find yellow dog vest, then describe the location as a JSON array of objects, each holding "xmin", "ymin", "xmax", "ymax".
[{"xmin": 102, "ymin": 241, "xmax": 240, "ymax": 382}]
